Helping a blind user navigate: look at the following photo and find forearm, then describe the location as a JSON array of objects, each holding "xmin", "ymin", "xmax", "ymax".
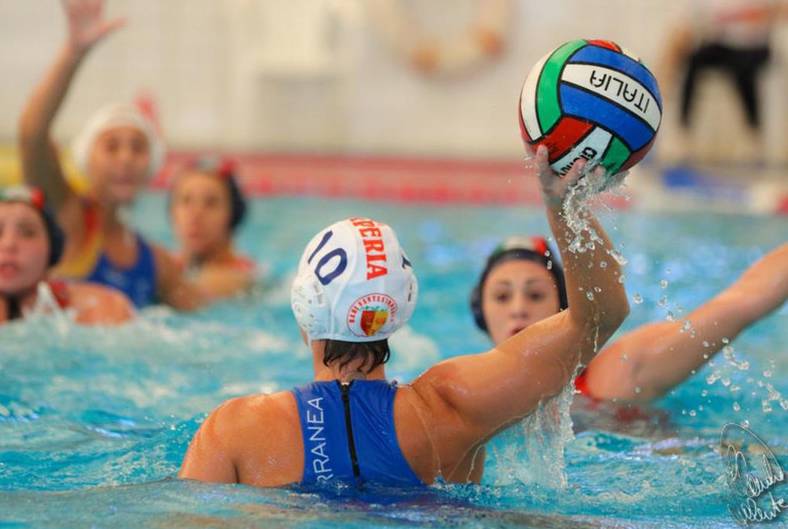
[
  {"xmin": 18, "ymin": 44, "xmax": 85, "ymax": 206},
  {"xmin": 545, "ymin": 204, "xmax": 629, "ymax": 334},
  {"xmin": 19, "ymin": 44, "xmax": 84, "ymax": 143},
  {"xmin": 595, "ymin": 244, "xmax": 788, "ymax": 401},
  {"xmin": 635, "ymin": 249, "xmax": 787, "ymax": 398}
]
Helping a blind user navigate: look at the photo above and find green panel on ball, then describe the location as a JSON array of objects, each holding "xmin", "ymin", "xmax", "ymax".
[
  {"xmin": 601, "ymin": 137, "xmax": 631, "ymax": 174},
  {"xmin": 536, "ymin": 39, "xmax": 586, "ymax": 133}
]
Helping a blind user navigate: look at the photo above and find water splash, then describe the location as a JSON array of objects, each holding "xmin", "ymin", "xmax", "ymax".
[{"xmin": 492, "ymin": 383, "xmax": 575, "ymax": 491}]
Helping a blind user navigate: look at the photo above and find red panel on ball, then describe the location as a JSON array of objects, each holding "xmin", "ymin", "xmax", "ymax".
[
  {"xmin": 586, "ymin": 39, "xmax": 621, "ymax": 52},
  {"xmin": 534, "ymin": 116, "xmax": 594, "ymax": 163}
]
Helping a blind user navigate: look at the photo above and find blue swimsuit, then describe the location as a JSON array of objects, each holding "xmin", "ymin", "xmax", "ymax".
[
  {"xmin": 292, "ymin": 380, "xmax": 422, "ymax": 487},
  {"xmin": 85, "ymin": 234, "xmax": 157, "ymax": 308}
]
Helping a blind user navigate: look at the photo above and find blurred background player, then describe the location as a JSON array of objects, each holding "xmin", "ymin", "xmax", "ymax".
[
  {"xmin": 169, "ymin": 156, "xmax": 255, "ymax": 299},
  {"xmin": 18, "ymin": 0, "xmax": 218, "ymax": 309},
  {"xmin": 0, "ymin": 185, "xmax": 132, "ymax": 325}
]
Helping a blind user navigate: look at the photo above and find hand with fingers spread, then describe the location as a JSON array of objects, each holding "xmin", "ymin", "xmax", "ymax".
[{"xmin": 62, "ymin": 0, "xmax": 125, "ymax": 57}]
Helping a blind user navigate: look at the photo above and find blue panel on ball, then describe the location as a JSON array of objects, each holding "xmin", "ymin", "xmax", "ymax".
[
  {"xmin": 567, "ymin": 46, "xmax": 661, "ymax": 104},
  {"xmin": 559, "ymin": 84, "xmax": 654, "ymax": 151}
]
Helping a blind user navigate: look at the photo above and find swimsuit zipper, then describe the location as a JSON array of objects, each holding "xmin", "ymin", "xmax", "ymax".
[{"xmin": 339, "ymin": 381, "xmax": 361, "ymax": 479}]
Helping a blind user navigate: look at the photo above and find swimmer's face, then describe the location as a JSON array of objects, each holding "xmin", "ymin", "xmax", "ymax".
[
  {"xmin": 87, "ymin": 126, "xmax": 151, "ymax": 206},
  {"xmin": 481, "ymin": 259, "xmax": 561, "ymax": 345},
  {"xmin": 170, "ymin": 170, "xmax": 233, "ymax": 259},
  {"xmin": 0, "ymin": 204, "xmax": 49, "ymax": 296}
]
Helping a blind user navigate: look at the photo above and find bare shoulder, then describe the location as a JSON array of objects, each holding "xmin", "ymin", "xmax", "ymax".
[
  {"xmin": 67, "ymin": 282, "xmax": 134, "ymax": 324},
  {"xmin": 211, "ymin": 392, "xmax": 298, "ymax": 444},
  {"xmin": 216, "ymin": 391, "xmax": 303, "ymax": 486}
]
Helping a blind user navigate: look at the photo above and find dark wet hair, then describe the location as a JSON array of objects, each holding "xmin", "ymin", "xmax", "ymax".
[
  {"xmin": 323, "ymin": 339, "xmax": 391, "ymax": 373},
  {"xmin": 470, "ymin": 237, "xmax": 568, "ymax": 333},
  {"xmin": 169, "ymin": 155, "xmax": 247, "ymax": 231}
]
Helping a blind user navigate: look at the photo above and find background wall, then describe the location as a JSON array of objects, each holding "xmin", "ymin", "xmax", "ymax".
[{"xmin": 0, "ymin": 0, "xmax": 785, "ymax": 163}]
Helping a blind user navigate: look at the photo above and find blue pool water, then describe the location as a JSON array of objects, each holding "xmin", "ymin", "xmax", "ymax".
[{"xmin": 1, "ymin": 194, "xmax": 786, "ymax": 528}]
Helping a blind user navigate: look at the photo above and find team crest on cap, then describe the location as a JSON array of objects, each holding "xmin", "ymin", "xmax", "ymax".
[{"xmin": 347, "ymin": 294, "xmax": 398, "ymax": 337}]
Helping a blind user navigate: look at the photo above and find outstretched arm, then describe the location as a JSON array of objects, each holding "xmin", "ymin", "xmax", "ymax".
[
  {"xmin": 415, "ymin": 146, "xmax": 629, "ymax": 447},
  {"xmin": 582, "ymin": 243, "xmax": 788, "ymax": 401},
  {"xmin": 18, "ymin": 0, "xmax": 124, "ymax": 210}
]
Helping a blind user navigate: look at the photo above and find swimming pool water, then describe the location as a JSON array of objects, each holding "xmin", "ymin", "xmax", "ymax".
[{"xmin": 1, "ymin": 194, "xmax": 786, "ymax": 528}]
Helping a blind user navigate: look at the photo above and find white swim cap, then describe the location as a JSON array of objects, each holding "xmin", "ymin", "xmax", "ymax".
[
  {"xmin": 71, "ymin": 103, "xmax": 166, "ymax": 178},
  {"xmin": 291, "ymin": 218, "xmax": 418, "ymax": 342}
]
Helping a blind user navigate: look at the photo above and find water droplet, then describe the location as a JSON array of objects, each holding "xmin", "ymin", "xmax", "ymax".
[
  {"xmin": 722, "ymin": 337, "xmax": 730, "ymax": 344},
  {"xmin": 586, "ymin": 291, "xmax": 595, "ymax": 301},
  {"xmin": 665, "ymin": 311, "xmax": 675, "ymax": 322},
  {"xmin": 701, "ymin": 390, "xmax": 708, "ymax": 397},
  {"xmin": 706, "ymin": 373, "xmax": 720, "ymax": 385},
  {"xmin": 659, "ymin": 279, "xmax": 668, "ymax": 289},
  {"xmin": 618, "ymin": 275, "xmax": 625, "ymax": 284},
  {"xmin": 634, "ymin": 386, "xmax": 642, "ymax": 394},
  {"xmin": 702, "ymin": 354, "xmax": 709, "ymax": 360},
  {"xmin": 722, "ymin": 377, "xmax": 731, "ymax": 387},
  {"xmin": 632, "ymin": 293, "xmax": 643, "ymax": 304},
  {"xmin": 681, "ymin": 320, "xmax": 693, "ymax": 333},
  {"xmin": 702, "ymin": 341, "xmax": 710, "ymax": 348},
  {"xmin": 763, "ymin": 370, "xmax": 772, "ymax": 378},
  {"xmin": 600, "ymin": 261, "xmax": 608, "ymax": 269},
  {"xmin": 594, "ymin": 286, "xmax": 602, "ymax": 293},
  {"xmin": 698, "ymin": 405, "xmax": 704, "ymax": 411},
  {"xmin": 762, "ymin": 401, "xmax": 773, "ymax": 413},
  {"xmin": 658, "ymin": 296, "xmax": 668, "ymax": 308},
  {"xmin": 546, "ymin": 260, "xmax": 553, "ymax": 270},
  {"xmin": 733, "ymin": 402, "xmax": 741, "ymax": 412},
  {"xmin": 608, "ymin": 249, "xmax": 628, "ymax": 266},
  {"xmin": 689, "ymin": 410, "xmax": 696, "ymax": 417}
]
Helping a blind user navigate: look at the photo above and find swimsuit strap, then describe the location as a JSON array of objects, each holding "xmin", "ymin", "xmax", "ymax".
[
  {"xmin": 45, "ymin": 280, "xmax": 71, "ymax": 309},
  {"xmin": 53, "ymin": 200, "xmax": 104, "ymax": 279}
]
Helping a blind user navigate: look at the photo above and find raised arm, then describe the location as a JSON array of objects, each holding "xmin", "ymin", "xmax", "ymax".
[
  {"xmin": 581, "ymin": 242, "xmax": 788, "ymax": 401},
  {"xmin": 416, "ymin": 146, "xmax": 629, "ymax": 445},
  {"xmin": 18, "ymin": 0, "xmax": 124, "ymax": 210}
]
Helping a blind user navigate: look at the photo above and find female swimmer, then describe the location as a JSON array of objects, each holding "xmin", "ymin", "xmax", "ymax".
[
  {"xmin": 18, "ymin": 0, "xmax": 208, "ymax": 309},
  {"xmin": 0, "ymin": 186, "xmax": 132, "ymax": 325},
  {"xmin": 179, "ymin": 147, "xmax": 630, "ymax": 487},
  {"xmin": 471, "ymin": 231, "xmax": 787, "ymax": 402},
  {"xmin": 169, "ymin": 156, "xmax": 255, "ymax": 298}
]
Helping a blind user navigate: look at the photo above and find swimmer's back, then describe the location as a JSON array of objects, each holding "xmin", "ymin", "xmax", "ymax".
[{"xmin": 179, "ymin": 379, "xmax": 484, "ymax": 487}]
